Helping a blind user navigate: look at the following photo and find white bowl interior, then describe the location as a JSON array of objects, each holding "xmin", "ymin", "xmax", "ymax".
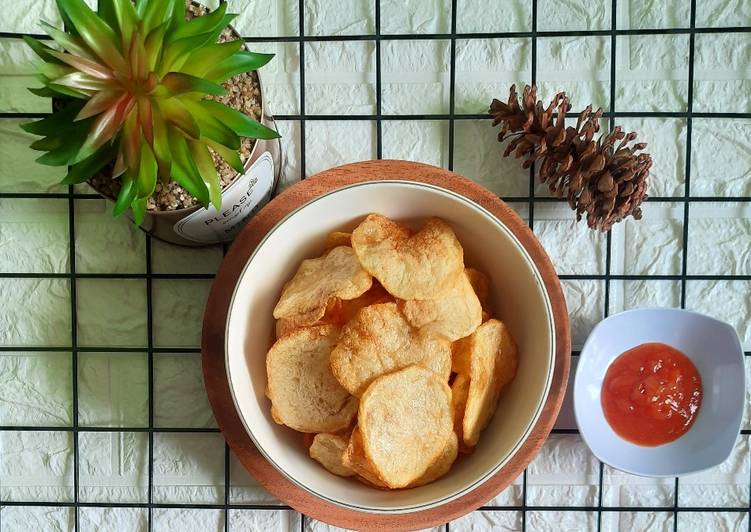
[
  {"xmin": 575, "ymin": 308, "xmax": 745, "ymax": 477},
  {"xmin": 226, "ymin": 181, "xmax": 555, "ymax": 512}
]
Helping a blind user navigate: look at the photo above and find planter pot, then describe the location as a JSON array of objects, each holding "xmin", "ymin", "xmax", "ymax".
[{"xmin": 88, "ymin": 2, "xmax": 283, "ymax": 247}]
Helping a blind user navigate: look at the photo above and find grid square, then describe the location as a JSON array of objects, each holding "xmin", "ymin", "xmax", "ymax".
[
  {"xmin": 226, "ymin": 0, "xmax": 299, "ymax": 37},
  {"xmin": 276, "ymin": 119, "xmax": 303, "ymax": 187},
  {"xmin": 618, "ymin": 117, "xmax": 687, "ymax": 198},
  {"xmin": 0, "ymin": 198, "xmax": 69, "ymax": 273},
  {"xmin": 75, "ymin": 199, "xmax": 146, "ymax": 274},
  {"xmin": 153, "ymin": 432, "xmax": 225, "ymax": 504},
  {"xmin": 695, "ymin": 0, "xmax": 751, "ymax": 28},
  {"xmin": 381, "ymin": 39, "xmax": 450, "ymax": 115},
  {"xmin": 78, "ymin": 431, "xmax": 149, "ymax": 503},
  {"xmin": 526, "ymin": 434, "xmax": 600, "ymax": 506},
  {"xmin": 453, "ymin": 120, "xmax": 529, "ymax": 197},
  {"xmin": 229, "ymin": 452, "xmax": 281, "ymax": 504},
  {"xmin": 151, "ymin": 240, "xmax": 223, "ymax": 275},
  {"xmin": 76, "ymin": 279, "xmax": 148, "ymax": 348},
  {"xmin": 380, "ymin": 0, "xmax": 451, "ymax": 34},
  {"xmin": 78, "ymin": 352, "xmax": 148, "ymax": 427},
  {"xmin": 527, "ymin": 511, "xmax": 597, "ymax": 531},
  {"xmin": 676, "ymin": 512, "xmax": 749, "ymax": 531},
  {"xmin": 534, "ymin": 204, "xmax": 608, "ymax": 275},
  {"xmin": 538, "ymin": 0, "xmax": 610, "ymax": 31},
  {"xmin": 0, "ymin": 38, "xmax": 50, "ymax": 113},
  {"xmin": 0, "ymin": 351, "xmax": 72, "ymax": 426},
  {"xmin": 231, "ymin": 509, "xmax": 302, "ymax": 530},
  {"xmin": 456, "ymin": 0, "xmax": 531, "ymax": 32},
  {"xmin": 615, "ymin": 34, "xmax": 689, "ymax": 113},
  {"xmin": 450, "ymin": 510, "xmax": 522, "ymax": 531},
  {"xmin": 252, "ymin": 41, "xmax": 301, "ymax": 115},
  {"xmin": 610, "ymin": 202, "xmax": 684, "ymax": 276},
  {"xmin": 152, "ymin": 508, "xmax": 224, "ymax": 532},
  {"xmin": 0, "ymin": 430, "xmax": 74, "ymax": 502},
  {"xmin": 0, "ymin": 278, "xmax": 71, "ymax": 346},
  {"xmin": 0, "ymin": 506, "xmax": 75, "ymax": 531},
  {"xmin": 305, "ymin": 41, "xmax": 375, "ymax": 115},
  {"xmin": 685, "ymin": 280, "xmax": 751, "ymax": 350},
  {"xmin": 79, "ymin": 507, "xmax": 148, "ymax": 532},
  {"xmin": 304, "ymin": 0, "xmax": 374, "ymax": 36},
  {"xmin": 485, "ymin": 472, "xmax": 524, "ymax": 506},
  {"xmin": 687, "ymin": 203, "xmax": 751, "ymax": 275},
  {"xmin": 690, "ymin": 118, "xmax": 751, "ymax": 197},
  {"xmin": 304, "ymin": 121, "xmax": 377, "ymax": 176},
  {"xmin": 609, "ymin": 280, "xmax": 681, "ymax": 316},
  {"xmin": 0, "ymin": 119, "xmax": 66, "ymax": 193},
  {"xmin": 602, "ymin": 465, "xmax": 675, "ymax": 507},
  {"xmin": 694, "ymin": 33, "xmax": 751, "ymax": 114},
  {"xmin": 537, "ymin": 36, "xmax": 611, "ymax": 113},
  {"xmin": 561, "ymin": 279, "xmax": 605, "ymax": 349},
  {"xmin": 382, "ymin": 120, "xmax": 448, "ymax": 168},
  {"xmin": 152, "ymin": 279, "xmax": 213, "ymax": 348},
  {"xmin": 616, "ymin": 0, "xmax": 690, "ymax": 29},
  {"xmin": 601, "ymin": 511, "xmax": 674, "ymax": 531},
  {"xmin": 455, "ymin": 38, "xmax": 531, "ymax": 115},
  {"xmin": 0, "ymin": 0, "xmax": 62, "ymax": 33},
  {"xmin": 154, "ymin": 353, "xmax": 216, "ymax": 429},
  {"xmin": 678, "ymin": 435, "xmax": 750, "ymax": 507}
]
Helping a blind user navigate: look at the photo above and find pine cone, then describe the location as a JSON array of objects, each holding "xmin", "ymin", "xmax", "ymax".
[{"xmin": 489, "ymin": 85, "xmax": 651, "ymax": 232}]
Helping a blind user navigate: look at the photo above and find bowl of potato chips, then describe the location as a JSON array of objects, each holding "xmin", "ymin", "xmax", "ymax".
[{"xmin": 224, "ymin": 179, "xmax": 558, "ymax": 513}]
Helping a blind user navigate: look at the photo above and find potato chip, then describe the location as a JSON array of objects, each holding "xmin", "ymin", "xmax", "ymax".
[
  {"xmin": 273, "ymin": 246, "xmax": 372, "ymax": 321},
  {"xmin": 465, "ymin": 267, "xmax": 491, "ymax": 311},
  {"xmin": 275, "ymin": 304, "xmax": 328, "ymax": 339},
  {"xmin": 358, "ymin": 365, "xmax": 453, "ymax": 488},
  {"xmin": 275, "ymin": 282, "xmax": 393, "ymax": 339},
  {"xmin": 352, "ymin": 214, "xmax": 464, "ymax": 300},
  {"xmin": 408, "ymin": 432, "xmax": 458, "ymax": 487},
  {"xmin": 399, "ymin": 270, "xmax": 482, "ymax": 341},
  {"xmin": 266, "ymin": 325, "xmax": 358, "ymax": 433},
  {"xmin": 343, "ymin": 427, "xmax": 388, "ymax": 488},
  {"xmin": 324, "ymin": 231, "xmax": 352, "ymax": 250},
  {"xmin": 450, "ymin": 373, "xmax": 470, "ymax": 440},
  {"xmin": 309, "ymin": 433, "xmax": 355, "ymax": 477},
  {"xmin": 330, "ymin": 302, "xmax": 451, "ymax": 397},
  {"xmin": 452, "ymin": 319, "xmax": 518, "ymax": 446}
]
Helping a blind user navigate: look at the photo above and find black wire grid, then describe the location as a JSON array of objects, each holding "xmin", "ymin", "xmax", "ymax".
[{"xmin": 0, "ymin": 0, "xmax": 750, "ymax": 530}]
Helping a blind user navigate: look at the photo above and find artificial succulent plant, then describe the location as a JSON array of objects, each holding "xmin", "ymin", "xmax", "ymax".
[{"xmin": 23, "ymin": 0, "xmax": 279, "ymax": 223}]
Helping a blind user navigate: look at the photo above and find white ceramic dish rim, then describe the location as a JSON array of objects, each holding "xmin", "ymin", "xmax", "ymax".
[
  {"xmin": 224, "ymin": 180, "xmax": 557, "ymax": 513},
  {"xmin": 574, "ymin": 307, "xmax": 745, "ymax": 478}
]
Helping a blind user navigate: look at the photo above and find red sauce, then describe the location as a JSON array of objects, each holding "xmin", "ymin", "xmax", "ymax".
[{"xmin": 601, "ymin": 342, "xmax": 702, "ymax": 447}]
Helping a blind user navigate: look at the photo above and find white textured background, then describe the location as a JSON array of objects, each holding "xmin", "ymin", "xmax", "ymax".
[{"xmin": 1, "ymin": 0, "xmax": 750, "ymax": 531}]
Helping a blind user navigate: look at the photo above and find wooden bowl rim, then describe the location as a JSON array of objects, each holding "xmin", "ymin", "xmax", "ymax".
[{"xmin": 201, "ymin": 160, "xmax": 571, "ymax": 531}]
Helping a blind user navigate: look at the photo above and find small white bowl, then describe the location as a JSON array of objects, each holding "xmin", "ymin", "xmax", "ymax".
[
  {"xmin": 225, "ymin": 180, "xmax": 558, "ymax": 512},
  {"xmin": 574, "ymin": 308, "xmax": 745, "ymax": 477}
]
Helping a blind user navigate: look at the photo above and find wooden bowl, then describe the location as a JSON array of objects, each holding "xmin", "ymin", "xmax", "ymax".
[{"xmin": 202, "ymin": 160, "xmax": 570, "ymax": 530}]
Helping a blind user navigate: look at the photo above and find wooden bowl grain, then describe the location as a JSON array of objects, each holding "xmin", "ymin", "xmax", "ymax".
[{"xmin": 201, "ymin": 160, "xmax": 570, "ymax": 530}]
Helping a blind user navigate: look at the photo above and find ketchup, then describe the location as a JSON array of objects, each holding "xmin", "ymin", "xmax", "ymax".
[{"xmin": 601, "ymin": 342, "xmax": 702, "ymax": 447}]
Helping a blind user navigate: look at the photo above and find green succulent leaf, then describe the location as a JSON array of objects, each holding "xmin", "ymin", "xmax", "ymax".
[
  {"xmin": 169, "ymin": 3, "xmax": 228, "ymax": 42},
  {"xmin": 61, "ymin": 142, "xmax": 116, "ymax": 184},
  {"xmin": 113, "ymin": 173, "xmax": 137, "ymax": 216},
  {"xmin": 20, "ymin": 101, "xmax": 84, "ymax": 135},
  {"xmin": 23, "ymin": 36, "xmax": 63, "ymax": 64},
  {"xmin": 160, "ymin": 73, "xmax": 226, "ymax": 97},
  {"xmin": 137, "ymin": 140, "xmax": 157, "ymax": 198},
  {"xmin": 41, "ymin": 22, "xmax": 96, "ymax": 60},
  {"xmin": 181, "ymin": 40, "xmax": 244, "ymax": 78},
  {"xmin": 30, "ymin": 135, "xmax": 65, "ymax": 151},
  {"xmin": 56, "ymin": 0, "xmax": 128, "ymax": 71},
  {"xmin": 97, "ymin": 0, "xmax": 118, "ymax": 30},
  {"xmin": 188, "ymin": 139, "xmax": 222, "ymax": 210},
  {"xmin": 143, "ymin": 22, "xmax": 168, "ymax": 70},
  {"xmin": 168, "ymin": 129, "xmax": 210, "ymax": 205},
  {"xmin": 150, "ymin": 104, "xmax": 171, "ymax": 180},
  {"xmin": 160, "ymin": 97, "xmax": 200, "ymax": 139},
  {"xmin": 141, "ymin": 0, "xmax": 174, "ymax": 35},
  {"xmin": 205, "ymin": 138, "xmax": 244, "ymax": 174},
  {"xmin": 131, "ymin": 196, "xmax": 148, "ymax": 225},
  {"xmin": 159, "ymin": 31, "xmax": 215, "ymax": 75},
  {"xmin": 111, "ymin": 0, "xmax": 138, "ymax": 43},
  {"xmin": 27, "ymin": 86, "xmax": 58, "ymax": 98},
  {"xmin": 204, "ymin": 51, "xmax": 274, "ymax": 83},
  {"xmin": 181, "ymin": 99, "xmax": 239, "ymax": 150},
  {"xmin": 46, "ymin": 82, "xmax": 91, "ymax": 99},
  {"xmin": 198, "ymin": 100, "xmax": 280, "ymax": 139}
]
